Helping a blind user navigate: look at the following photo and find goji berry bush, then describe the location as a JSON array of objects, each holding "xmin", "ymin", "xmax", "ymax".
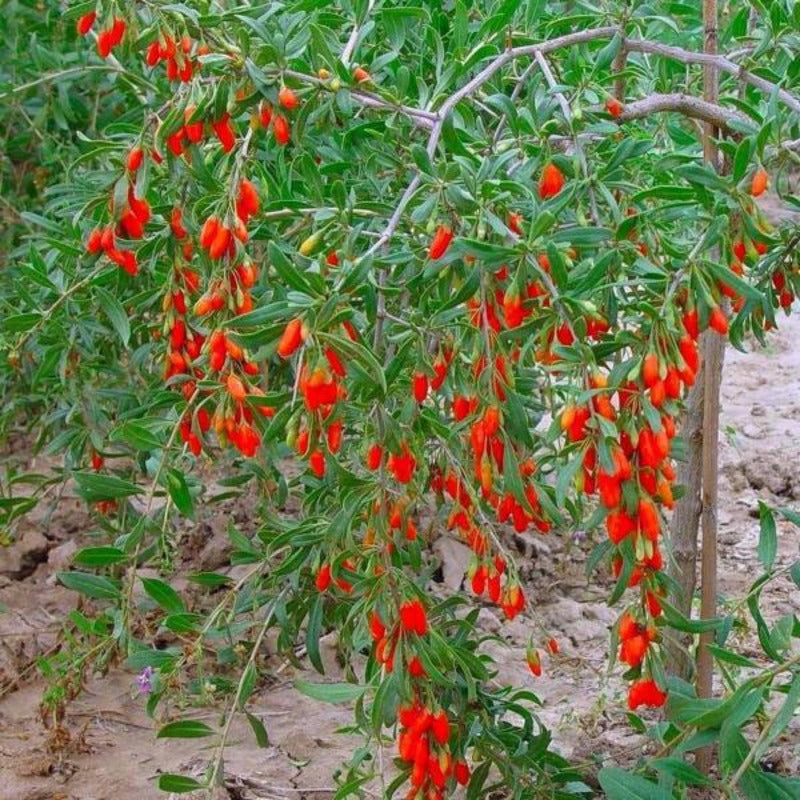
[{"xmin": 2, "ymin": 1, "xmax": 800, "ymax": 798}]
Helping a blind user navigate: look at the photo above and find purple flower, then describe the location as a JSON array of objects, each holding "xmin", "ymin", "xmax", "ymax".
[{"xmin": 136, "ymin": 666, "xmax": 154, "ymax": 694}]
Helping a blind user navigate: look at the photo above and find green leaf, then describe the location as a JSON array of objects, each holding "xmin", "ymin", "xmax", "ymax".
[
  {"xmin": 705, "ymin": 260, "xmax": 763, "ymax": 303},
  {"xmin": 246, "ymin": 712, "xmax": 269, "ymax": 747},
  {"xmin": 141, "ymin": 577, "xmax": 185, "ymax": 614},
  {"xmin": 157, "ymin": 774, "xmax": 205, "ymax": 793},
  {"xmin": 95, "ymin": 286, "xmax": 130, "ymax": 346},
  {"xmin": 318, "ymin": 332, "xmax": 386, "ymax": 396},
  {"xmin": 237, "ymin": 662, "xmax": 257, "ymax": 708},
  {"xmin": 777, "ymin": 506, "xmax": 800, "ymax": 527},
  {"xmin": 555, "ymin": 453, "xmax": 583, "ymax": 507},
  {"xmin": 597, "ymin": 767, "xmax": 670, "ymax": 799},
  {"xmin": 691, "ymin": 685, "xmax": 764, "ymax": 730},
  {"xmin": 791, "ymin": 560, "xmax": 800, "ymax": 589},
  {"xmin": 268, "ymin": 241, "xmax": 319, "ymax": 296},
  {"xmin": 73, "ymin": 472, "xmax": 142, "ymax": 502},
  {"xmin": 166, "ymin": 468, "xmax": 194, "ymax": 517},
  {"xmin": 650, "ymin": 757, "xmax": 712, "ymax": 786},
  {"xmin": 157, "ymin": 719, "xmax": 215, "ymax": 739},
  {"xmin": 110, "ymin": 422, "xmax": 163, "ymax": 451},
  {"xmin": 2, "ymin": 312, "xmax": 42, "ymax": 333},
  {"xmin": 125, "ymin": 648, "xmax": 180, "ymax": 671},
  {"xmin": 749, "ymin": 674, "xmax": 800, "ymax": 766},
  {"xmin": 706, "ymin": 644, "xmax": 757, "ymax": 668},
  {"xmin": 660, "ymin": 599, "xmax": 725, "ymax": 633},
  {"xmin": 306, "ymin": 594, "xmax": 324, "ymax": 674},
  {"xmin": 552, "ymin": 226, "xmax": 611, "ymax": 246},
  {"xmin": 58, "ymin": 571, "xmax": 122, "ymax": 600},
  {"xmin": 294, "ymin": 680, "xmax": 366, "ymax": 704},
  {"xmin": 188, "ymin": 571, "xmax": 232, "ymax": 587},
  {"xmin": 162, "ymin": 613, "xmax": 203, "ymax": 633},
  {"xmin": 72, "ymin": 546, "xmax": 128, "ymax": 567},
  {"xmin": 411, "ymin": 144, "xmax": 432, "ymax": 174},
  {"xmin": 594, "ymin": 33, "xmax": 622, "ymax": 72},
  {"xmin": 732, "ymin": 138, "xmax": 752, "ymax": 183},
  {"xmin": 757, "ymin": 501, "xmax": 777, "ymax": 571}
]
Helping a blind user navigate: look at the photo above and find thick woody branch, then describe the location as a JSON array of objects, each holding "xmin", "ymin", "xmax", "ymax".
[
  {"xmin": 624, "ymin": 38, "xmax": 800, "ymax": 115},
  {"xmin": 285, "ymin": 29, "xmax": 800, "ymax": 138},
  {"xmin": 349, "ymin": 24, "xmax": 799, "ymax": 326},
  {"xmin": 618, "ymin": 93, "xmax": 750, "ymax": 130},
  {"xmin": 433, "ymin": 27, "xmax": 619, "ymax": 129}
]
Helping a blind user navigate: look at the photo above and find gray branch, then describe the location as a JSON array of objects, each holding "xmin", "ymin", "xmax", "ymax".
[{"xmin": 618, "ymin": 92, "xmax": 750, "ymax": 130}]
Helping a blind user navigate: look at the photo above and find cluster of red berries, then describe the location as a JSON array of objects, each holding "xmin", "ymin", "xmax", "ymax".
[
  {"xmin": 397, "ymin": 701, "xmax": 470, "ymax": 800},
  {"xmin": 145, "ymin": 34, "xmax": 209, "ymax": 83},
  {"xmin": 77, "ymin": 12, "xmax": 125, "ymax": 59}
]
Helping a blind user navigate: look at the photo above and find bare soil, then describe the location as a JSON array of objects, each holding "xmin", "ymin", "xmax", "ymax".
[{"xmin": 1, "ymin": 316, "xmax": 799, "ymax": 800}]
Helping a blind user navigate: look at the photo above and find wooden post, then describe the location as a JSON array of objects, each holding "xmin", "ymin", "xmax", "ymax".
[
  {"xmin": 665, "ymin": 377, "xmax": 704, "ymax": 678},
  {"xmin": 695, "ymin": 0, "xmax": 723, "ymax": 774}
]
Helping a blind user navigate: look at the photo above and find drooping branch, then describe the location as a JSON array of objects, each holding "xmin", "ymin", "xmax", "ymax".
[{"xmin": 618, "ymin": 93, "xmax": 750, "ymax": 130}]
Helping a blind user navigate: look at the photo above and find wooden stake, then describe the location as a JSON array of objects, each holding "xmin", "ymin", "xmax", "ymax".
[{"xmin": 696, "ymin": 0, "xmax": 723, "ymax": 774}]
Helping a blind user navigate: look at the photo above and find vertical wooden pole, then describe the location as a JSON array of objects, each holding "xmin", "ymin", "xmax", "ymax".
[
  {"xmin": 696, "ymin": 0, "xmax": 723, "ymax": 774},
  {"xmin": 666, "ymin": 377, "xmax": 704, "ymax": 677}
]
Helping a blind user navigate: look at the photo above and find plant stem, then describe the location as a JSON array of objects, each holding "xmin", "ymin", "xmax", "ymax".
[{"xmin": 207, "ymin": 587, "xmax": 289, "ymax": 793}]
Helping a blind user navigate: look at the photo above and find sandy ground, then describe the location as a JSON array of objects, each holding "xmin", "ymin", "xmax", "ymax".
[{"xmin": 1, "ymin": 315, "xmax": 799, "ymax": 800}]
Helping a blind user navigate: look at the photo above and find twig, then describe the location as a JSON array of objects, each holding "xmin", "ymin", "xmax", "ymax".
[
  {"xmin": 363, "ymin": 173, "xmax": 422, "ymax": 259},
  {"xmin": 0, "ymin": 65, "xmax": 139, "ymax": 100},
  {"xmin": 207, "ymin": 587, "xmax": 290, "ymax": 792},
  {"xmin": 534, "ymin": 51, "xmax": 571, "ymax": 121},
  {"xmin": 340, "ymin": 0, "xmax": 376, "ymax": 67},
  {"xmin": 492, "ymin": 61, "xmax": 539, "ymax": 146},
  {"xmin": 533, "ymin": 51, "xmax": 600, "ymax": 224},
  {"xmin": 13, "ymin": 264, "xmax": 105, "ymax": 351}
]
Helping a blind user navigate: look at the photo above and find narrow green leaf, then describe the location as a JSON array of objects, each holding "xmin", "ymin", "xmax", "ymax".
[
  {"xmin": 73, "ymin": 472, "xmax": 142, "ymax": 502},
  {"xmin": 246, "ymin": 712, "xmax": 269, "ymax": 747},
  {"xmin": 73, "ymin": 546, "xmax": 128, "ymax": 567},
  {"xmin": 294, "ymin": 680, "xmax": 366, "ymax": 704},
  {"xmin": 757, "ymin": 501, "xmax": 777, "ymax": 571},
  {"xmin": 58, "ymin": 571, "xmax": 122, "ymax": 600},
  {"xmin": 597, "ymin": 767, "xmax": 670, "ymax": 799},
  {"xmin": 651, "ymin": 757, "xmax": 712, "ymax": 786},
  {"xmin": 157, "ymin": 719, "xmax": 215, "ymax": 739},
  {"xmin": 141, "ymin": 577, "xmax": 185, "ymax": 614},
  {"xmin": 166, "ymin": 467, "xmax": 194, "ymax": 517},
  {"xmin": 96, "ymin": 286, "xmax": 130, "ymax": 346},
  {"xmin": 157, "ymin": 774, "xmax": 205, "ymax": 793}
]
